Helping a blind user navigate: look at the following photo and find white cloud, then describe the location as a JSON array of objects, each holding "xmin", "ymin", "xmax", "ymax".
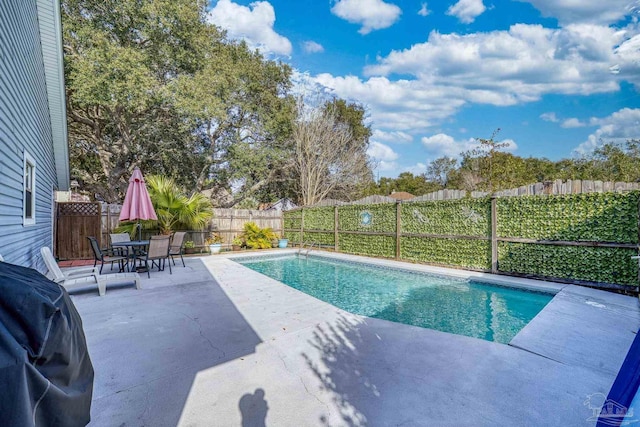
[
  {"xmin": 502, "ymin": 139, "xmax": 518, "ymax": 151},
  {"xmin": 404, "ymin": 163, "xmax": 428, "ymax": 174},
  {"xmin": 367, "ymin": 141, "xmax": 400, "ymax": 171},
  {"xmin": 207, "ymin": 0, "xmax": 292, "ymax": 56},
  {"xmin": 561, "ymin": 118, "xmax": 587, "ymax": 128},
  {"xmin": 613, "ymin": 34, "xmax": 640, "ymax": 80},
  {"xmin": 421, "ymin": 133, "xmax": 478, "ymax": 157},
  {"xmin": 302, "ymin": 41, "xmax": 324, "ymax": 53},
  {"xmin": 418, "ymin": 3, "xmax": 431, "ymax": 17},
  {"xmin": 542, "ymin": 113, "xmax": 591, "ymax": 128},
  {"xmin": 516, "ymin": 0, "xmax": 636, "ymax": 25},
  {"xmin": 314, "ymin": 73, "xmax": 467, "ymax": 131},
  {"xmin": 364, "ymin": 24, "xmax": 638, "ymax": 99},
  {"xmin": 574, "ymin": 108, "xmax": 640, "ymax": 154},
  {"xmin": 421, "ymin": 133, "xmax": 517, "ymax": 159},
  {"xmin": 367, "ymin": 141, "xmax": 399, "ymax": 161},
  {"xmin": 331, "ymin": 0, "xmax": 402, "ymax": 35},
  {"xmin": 372, "ymin": 129, "xmax": 413, "ymax": 143},
  {"xmin": 540, "ymin": 112, "xmax": 559, "ymax": 122},
  {"xmin": 302, "ymin": 21, "xmax": 640, "ymax": 142},
  {"xmin": 446, "ymin": 0, "xmax": 486, "ymax": 24},
  {"xmin": 375, "ymin": 161, "xmax": 400, "ymax": 172}
]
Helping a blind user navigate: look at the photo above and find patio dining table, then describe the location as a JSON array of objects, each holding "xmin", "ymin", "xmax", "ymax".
[{"xmin": 111, "ymin": 240, "xmax": 149, "ymax": 272}]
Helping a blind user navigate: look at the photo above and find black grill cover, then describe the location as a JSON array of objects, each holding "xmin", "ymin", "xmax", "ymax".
[{"xmin": 0, "ymin": 261, "xmax": 93, "ymax": 426}]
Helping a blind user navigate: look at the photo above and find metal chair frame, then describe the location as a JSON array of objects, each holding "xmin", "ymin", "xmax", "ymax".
[{"xmin": 87, "ymin": 236, "xmax": 127, "ymax": 274}]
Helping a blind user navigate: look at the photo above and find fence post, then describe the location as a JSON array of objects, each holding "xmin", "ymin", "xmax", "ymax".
[
  {"xmin": 396, "ymin": 201, "xmax": 402, "ymax": 260},
  {"xmin": 637, "ymin": 194, "xmax": 640, "ymax": 294},
  {"xmin": 106, "ymin": 204, "xmax": 111, "ymax": 245},
  {"xmin": 334, "ymin": 206, "xmax": 339, "ymax": 251},
  {"xmin": 281, "ymin": 212, "xmax": 284, "ymax": 239},
  {"xmin": 491, "ymin": 196, "xmax": 498, "ymax": 273},
  {"xmin": 53, "ymin": 203, "xmax": 58, "ymax": 257},
  {"xmin": 300, "ymin": 209, "xmax": 304, "ymax": 247}
]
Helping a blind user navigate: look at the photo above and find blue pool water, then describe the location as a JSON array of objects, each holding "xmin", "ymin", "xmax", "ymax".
[{"xmin": 237, "ymin": 255, "xmax": 554, "ymax": 343}]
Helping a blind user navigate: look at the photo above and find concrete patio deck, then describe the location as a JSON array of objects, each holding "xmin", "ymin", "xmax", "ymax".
[{"xmin": 67, "ymin": 251, "xmax": 640, "ymax": 426}]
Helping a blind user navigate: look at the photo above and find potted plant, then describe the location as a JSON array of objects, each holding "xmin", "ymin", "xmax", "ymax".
[
  {"xmin": 184, "ymin": 240, "xmax": 196, "ymax": 254},
  {"xmin": 232, "ymin": 237, "xmax": 243, "ymax": 251},
  {"xmin": 205, "ymin": 232, "xmax": 224, "ymax": 254}
]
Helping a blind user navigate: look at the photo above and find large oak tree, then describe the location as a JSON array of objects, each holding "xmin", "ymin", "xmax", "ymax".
[{"xmin": 63, "ymin": 0, "xmax": 294, "ymax": 203}]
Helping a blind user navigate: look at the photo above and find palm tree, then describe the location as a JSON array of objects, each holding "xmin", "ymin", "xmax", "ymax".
[{"xmin": 120, "ymin": 175, "xmax": 213, "ymax": 235}]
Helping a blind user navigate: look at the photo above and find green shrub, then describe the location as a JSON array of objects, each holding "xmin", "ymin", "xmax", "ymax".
[{"xmin": 241, "ymin": 222, "xmax": 277, "ymax": 249}]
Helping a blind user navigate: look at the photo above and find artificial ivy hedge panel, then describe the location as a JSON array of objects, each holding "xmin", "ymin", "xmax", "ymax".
[
  {"xmin": 338, "ymin": 204, "xmax": 396, "ymax": 233},
  {"xmin": 339, "ymin": 233, "xmax": 395, "ymax": 258},
  {"xmin": 283, "ymin": 212, "xmax": 302, "ymax": 231},
  {"xmin": 401, "ymin": 237, "xmax": 491, "ymax": 270},
  {"xmin": 303, "ymin": 207, "xmax": 335, "ymax": 231},
  {"xmin": 498, "ymin": 242, "xmax": 638, "ymax": 286},
  {"xmin": 497, "ymin": 192, "xmax": 640, "ymax": 243},
  {"xmin": 283, "ymin": 231, "xmax": 301, "ymax": 243},
  {"xmin": 402, "ymin": 199, "xmax": 491, "ymax": 237},
  {"xmin": 303, "ymin": 231, "xmax": 335, "ymax": 246}
]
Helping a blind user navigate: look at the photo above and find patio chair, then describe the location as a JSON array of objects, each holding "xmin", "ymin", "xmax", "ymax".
[
  {"xmin": 110, "ymin": 233, "xmax": 130, "ymax": 244},
  {"xmin": 87, "ymin": 236, "xmax": 128, "ymax": 274},
  {"xmin": 109, "ymin": 233, "xmax": 130, "ymax": 256},
  {"xmin": 169, "ymin": 231, "xmax": 187, "ymax": 267},
  {"xmin": 40, "ymin": 246, "xmax": 141, "ymax": 296},
  {"xmin": 139, "ymin": 235, "xmax": 172, "ymax": 278},
  {"xmin": 110, "ymin": 231, "xmax": 146, "ymax": 265}
]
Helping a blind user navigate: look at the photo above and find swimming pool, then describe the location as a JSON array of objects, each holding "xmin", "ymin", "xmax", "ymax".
[{"xmin": 236, "ymin": 254, "xmax": 554, "ymax": 343}]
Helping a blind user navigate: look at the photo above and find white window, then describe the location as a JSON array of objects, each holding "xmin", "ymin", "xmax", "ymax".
[{"xmin": 23, "ymin": 152, "xmax": 36, "ymax": 225}]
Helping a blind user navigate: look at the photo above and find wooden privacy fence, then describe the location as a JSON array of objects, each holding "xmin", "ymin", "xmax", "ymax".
[
  {"xmin": 56, "ymin": 202, "xmax": 102, "ymax": 260},
  {"xmin": 56, "ymin": 203, "xmax": 285, "ymax": 259},
  {"xmin": 211, "ymin": 208, "xmax": 283, "ymax": 245},
  {"xmin": 102, "ymin": 203, "xmax": 122, "ymax": 244},
  {"xmin": 102, "ymin": 204, "xmax": 283, "ymax": 249},
  {"xmin": 493, "ymin": 179, "xmax": 640, "ymax": 197},
  {"xmin": 284, "ymin": 191, "xmax": 640, "ymax": 291},
  {"xmin": 338, "ymin": 180, "xmax": 640, "ymax": 203}
]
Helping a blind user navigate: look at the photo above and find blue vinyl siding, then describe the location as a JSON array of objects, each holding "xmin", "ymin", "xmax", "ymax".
[{"xmin": 0, "ymin": 0, "xmax": 59, "ymax": 271}]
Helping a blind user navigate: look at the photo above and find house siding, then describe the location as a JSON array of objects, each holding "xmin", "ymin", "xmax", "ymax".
[
  {"xmin": 37, "ymin": 0, "xmax": 69, "ymax": 189},
  {"xmin": 0, "ymin": 0, "xmax": 60, "ymax": 271}
]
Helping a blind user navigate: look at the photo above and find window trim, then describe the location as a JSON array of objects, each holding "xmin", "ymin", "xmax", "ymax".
[{"xmin": 23, "ymin": 151, "xmax": 36, "ymax": 226}]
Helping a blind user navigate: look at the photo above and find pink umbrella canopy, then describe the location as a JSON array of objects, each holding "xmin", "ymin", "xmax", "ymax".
[{"xmin": 119, "ymin": 168, "xmax": 157, "ymax": 224}]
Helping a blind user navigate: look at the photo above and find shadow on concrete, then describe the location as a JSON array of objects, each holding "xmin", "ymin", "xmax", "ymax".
[
  {"xmin": 300, "ymin": 291, "xmax": 624, "ymax": 426},
  {"xmin": 72, "ymin": 258, "xmax": 263, "ymax": 426},
  {"xmin": 239, "ymin": 388, "xmax": 268, "ymax": 427},
  {"xmin": 302, "ymin": 315, "xmax": 374, "ymax": 427}
]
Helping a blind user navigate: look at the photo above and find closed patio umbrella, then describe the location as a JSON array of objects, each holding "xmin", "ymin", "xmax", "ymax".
[{"xmin": 119, "ymin": 168, "xmax": 157, "ymax": 240}]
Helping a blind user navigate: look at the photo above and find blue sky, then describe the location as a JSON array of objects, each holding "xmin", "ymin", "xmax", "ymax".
[{"xmin": 207, "ymin": 0, "xmax": 640, "ymax": 178}]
